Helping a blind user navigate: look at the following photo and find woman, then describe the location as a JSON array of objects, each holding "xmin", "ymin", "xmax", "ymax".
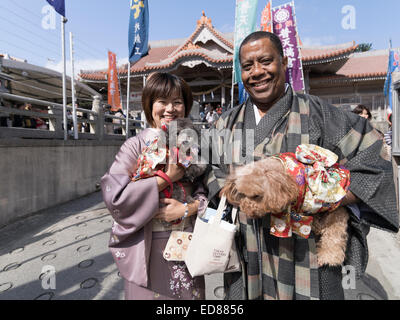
[
  {"xmin": 352, "ymin": 104, "xmax": 372, "ymax": 120},
  {"xmin": 101, "ymin": 72, "xmax": 207, "ymax": 300}
]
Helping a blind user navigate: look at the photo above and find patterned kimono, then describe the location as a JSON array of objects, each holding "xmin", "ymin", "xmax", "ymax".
[{"xmin": 204, "ymin": 86, "xmax": 398, "ymax": 300}]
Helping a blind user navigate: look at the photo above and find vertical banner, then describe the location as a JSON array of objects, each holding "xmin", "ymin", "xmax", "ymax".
[
  {"xmin": 108, "ymin": 51, "xmax": 122, "ymax": 111},
  {"xmin": 129, "ymin": 0, "xmax": 149, "ymax": 63},
  {"xmin": 384, "ymin": 48, "xmax": 400, "ymax": 113},
  {"xmin": 260, "ymin": 1, "xmax": 272, "ymax": 32},
  {"xmin": 272, "ymin": 2, "xmax": 305, "ymax": 92},
  {"xmin": 233, "ymin": 0, "xmax": 259, "ymax": 84}
]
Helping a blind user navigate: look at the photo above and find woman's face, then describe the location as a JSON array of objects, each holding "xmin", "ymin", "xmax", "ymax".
[
  {"xmin": 151, "ymin": 94, "xmax": 185, "ymax": 129},
  {"xmin": 360, "ymin": 109, "xmax": 369, "ymax": 120}
]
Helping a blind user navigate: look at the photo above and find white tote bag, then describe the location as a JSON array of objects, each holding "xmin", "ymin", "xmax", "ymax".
[{"xmin": 184, "ymin": 196, "xmax": 240, "ymax": 277}]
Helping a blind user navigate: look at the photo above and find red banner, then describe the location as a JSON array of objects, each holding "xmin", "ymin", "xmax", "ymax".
[
  {"xmin": 261, "ymin": 1, "xmax": 272, "ymax": 32},
  {"xmin": 107, "ymin": 51, "xmax": 122, "ymax": 111}
]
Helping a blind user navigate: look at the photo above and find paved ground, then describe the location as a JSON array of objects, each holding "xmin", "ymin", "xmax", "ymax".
[{"xmin": 0, "ymin": 191, "xmax": 398, "ymax": 300}]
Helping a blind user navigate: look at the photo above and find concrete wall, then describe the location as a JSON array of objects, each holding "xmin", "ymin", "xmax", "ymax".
[{"xmin": 0, "ymin": 139, "xmax": 124, "ymax": 228}]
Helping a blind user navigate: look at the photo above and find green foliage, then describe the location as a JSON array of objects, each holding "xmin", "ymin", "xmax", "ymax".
[{"xmin": 355, "ymin": 43, "xmax": 373, "ymax": 52}]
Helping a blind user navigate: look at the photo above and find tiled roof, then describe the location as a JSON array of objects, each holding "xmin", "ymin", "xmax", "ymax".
[
  {"xmin": 301, "ymin": 42, "xmax": 358, "ymax": 63},
  {"xmin": 310, "ymin": 50, "xmax": 389, "ymax": 83},
  {"xmin": 78, "ymin": 14, "xmax": 380, "ymax": 83},
  {"xmin": 80, "ymin": 13, "xmax": 234, "ymax": 81}
]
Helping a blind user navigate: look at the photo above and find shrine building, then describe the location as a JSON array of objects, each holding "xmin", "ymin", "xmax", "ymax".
[{"xmin": 79, "ymin": 12, "xmax": 390, "ymax": 124}]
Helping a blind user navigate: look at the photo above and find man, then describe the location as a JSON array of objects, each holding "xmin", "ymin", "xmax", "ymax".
[
  {"xmin": 204, "ymin": 31, "xmax": 398, "ymax": 300},
  {"xmin": 206, "ymin": 108, "xmax": 219, "ymax": 125}
]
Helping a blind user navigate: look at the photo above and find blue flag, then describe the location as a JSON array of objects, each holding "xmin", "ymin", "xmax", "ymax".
[
  {"xmin": 128, "ymin": 0, "xmax": 149, "ymax": 63},
  {"xmin": 384, "ymin": 48, "xmax": 400, "ymax": 113},
  {"xmin": 46, "ymin": 0, "xmax": 65, "ymax": 17},
  {"xmin": 238, "ymin": 81, "xmax": 249, "ymax": 105}
]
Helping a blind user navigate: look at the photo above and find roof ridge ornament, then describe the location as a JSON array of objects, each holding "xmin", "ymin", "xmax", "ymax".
[{"xmin": 197, "ymin": 11, "xmax": 212, "ymax": 27}]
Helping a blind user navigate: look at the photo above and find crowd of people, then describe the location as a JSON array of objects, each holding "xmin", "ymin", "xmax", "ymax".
[
  {"xmin": 101, "ymin": 31, "xmax": 398, "ymax": 301},
  {"xmin": 0, "ymin": 102, "xmax": 49, "ymax": 130},
  {"xmin": 199, "ymin": 102, "xmax": 225, "ymax": 127}
]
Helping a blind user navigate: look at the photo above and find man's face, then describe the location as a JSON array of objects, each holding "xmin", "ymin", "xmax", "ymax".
[{"xmin": 240, "ymin": 38, "xmax": 288, "ymax": 110}]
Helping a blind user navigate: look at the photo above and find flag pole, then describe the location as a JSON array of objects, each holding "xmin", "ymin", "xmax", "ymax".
[
  {"xmin": 231, "ymin": 0, "xmax": 239, "ymax": 109},
  {"xmin": 125, "ymin": 62, "xmax": 131, "ymax": 140},
  {"xmin": 61, "ymin": 17, "xmax": 67, "ymax": 140},
  {"xmin": 69, "ymin": 31, "xmax": 78, "ymax": 140}
]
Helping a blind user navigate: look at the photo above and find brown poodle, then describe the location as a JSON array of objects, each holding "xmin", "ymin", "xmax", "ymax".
[{"xmin": 220, "ymin": 157, "xmax": 349, "ymax": 267}]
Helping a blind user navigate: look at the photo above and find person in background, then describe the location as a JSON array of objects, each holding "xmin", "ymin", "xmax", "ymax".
[
  {"xmin": 352, "ymin": 104, "xmax": 372, "ymax": 121},
  {"xmin": 34, "ymin": 106, "xmax": 48, "ymax": 130},
  {"xmin": 206, "ymin": 108, "xmax": 219, "ymax": 125},
  {"xmin": 22, "ymin": 104, "xmax": 36, "ymax": 129}
]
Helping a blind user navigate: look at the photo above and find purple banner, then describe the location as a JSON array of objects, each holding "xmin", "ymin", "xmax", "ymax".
[{"xmin": 272, "ymin": 3, "xmax": 305, "ymax": 92}]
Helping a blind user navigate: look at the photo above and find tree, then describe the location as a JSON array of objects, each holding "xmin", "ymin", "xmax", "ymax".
[{"xmin": 355, "ymin": 43, "xmax": 373, "ymax": 52}]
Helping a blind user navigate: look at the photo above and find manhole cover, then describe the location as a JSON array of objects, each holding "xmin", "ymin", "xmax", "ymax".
[
  {"xmin": 78, "ymin": 259, "xmax": 94, "ymax": 269},
  {"xmin": 357, "ymin": 293, "xmax": 378, "ymax": 300},
  {"xmin": 77, "ymin": 245, "xmax": 91, "ymax": 253},
  {"xmin": 3, "ymin": 262, "xmax": 21, "ymax": 272},
  {"xmin": 80, "ymin": 278, "xmax": 98, "ymax": 289},
  {"xmin": 213, "ymin": 286, "xmax": 225, "ymax": 299},
  {"xmin": 34, "ymin": 292, "xmax": 54, "ymax": 300},
  {"xmin": 42, "ymin": 240, "xmax": 56, "ymax": 246},
  {"xmin": 10, "ymin": 247, "xmax": 24, "ymax": 255},
  {"xmin": 0, "ymin": 282, "xmax": 13, "ymax": 292},
  {"xmin": 41, "ymin": 253, "xmax": 57, "ymax": 262}
]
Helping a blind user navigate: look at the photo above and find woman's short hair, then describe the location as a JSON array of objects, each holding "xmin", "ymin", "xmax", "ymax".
[
  {"xmin": 352, "ymin": 104, "xmax": 372, "ymax": 120},
  {"xmin": 142, "ymin": 72, "xmax": 193, "ymax": 127}
]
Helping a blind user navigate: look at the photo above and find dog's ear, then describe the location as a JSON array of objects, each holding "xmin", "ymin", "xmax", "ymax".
[
  {"xmin": 261, "ymin": 170, "xmax": 299, "ymax": 213},
  {"xmin": 220, "ymin": 177, "xmax": 242, "ymax": 206}
]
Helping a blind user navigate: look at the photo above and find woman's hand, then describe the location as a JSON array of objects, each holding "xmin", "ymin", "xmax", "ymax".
[
  {"xmin": 165, "ymin": 161, "xmax": 184, "ymax": 183},
  {"xmin": 155, "ymin": 198, "xmax": 186, "ymax": 222},
  {"xmin": 155, "ymin": 199, "xmax": 200, "ymax": 222}
]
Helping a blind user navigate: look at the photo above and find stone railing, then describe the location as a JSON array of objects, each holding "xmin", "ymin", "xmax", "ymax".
[{"xmin": 0, "ymin": 92, "xmax": 144, "ymax": 140}]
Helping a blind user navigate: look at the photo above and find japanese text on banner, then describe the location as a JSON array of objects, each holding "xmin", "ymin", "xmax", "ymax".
[
  {"xmin": 108, "ymin": 51, "xmax": 122, "ymax": 111},
  {"xmin": 272, "ymin": 2, "xmax": 305, "ymax": 92},
  {"xmin": 128, "ymin": 0, "xmax": 149, "ymax": 63},
  {"xmin": 234, "ymin": 0, "xmax": 259, "ymax": 83}
]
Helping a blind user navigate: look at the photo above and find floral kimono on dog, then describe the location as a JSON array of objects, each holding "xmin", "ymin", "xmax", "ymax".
[{"xmin": 204, "ymin": 86, "xmax": 398, "ymax": 300}]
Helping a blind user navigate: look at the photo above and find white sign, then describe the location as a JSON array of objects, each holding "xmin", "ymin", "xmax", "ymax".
[{"xmin": 130, "ymin": 91, "xmax": 142, "ymax": 102}]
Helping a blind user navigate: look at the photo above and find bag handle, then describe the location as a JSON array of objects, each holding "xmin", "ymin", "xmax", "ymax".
[
  {"xmin": 211, "ymin": 196, "xmax": 239, "ymax": 228},
  {"xmin": 231, "ymin": 206, "xmax": 238, "ymax": 224},
  {"xmin": 211, "ymin": 195, "xmax": 227, "ymax": 226}
]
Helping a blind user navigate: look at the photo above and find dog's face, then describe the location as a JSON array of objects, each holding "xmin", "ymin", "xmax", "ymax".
[
  {"xmin": 166, "ymin": 119, "xmax": 206, "ymax": 180},
  {"xmin": 221, "ymin": 158, "xmax": 299, "ymax": 219}
]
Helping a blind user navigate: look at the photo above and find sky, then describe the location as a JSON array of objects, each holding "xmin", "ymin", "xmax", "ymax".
[{"xmin": 0, "ymin": 0, "xmax": 399, "ymax": 75}]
